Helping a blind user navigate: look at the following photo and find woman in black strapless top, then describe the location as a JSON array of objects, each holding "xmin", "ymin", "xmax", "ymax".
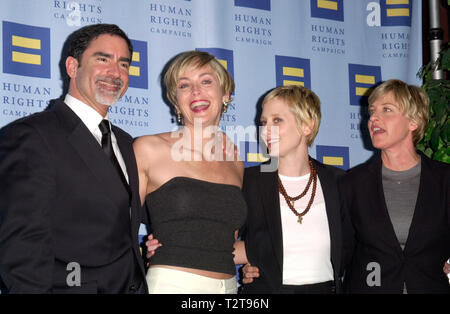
[{"xmin": 133, "ymin": 51, "xmax": 248, "ymax": 294}]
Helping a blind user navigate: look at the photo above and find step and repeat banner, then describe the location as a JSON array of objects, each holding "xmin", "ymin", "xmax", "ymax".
[
  {"xmin": 0, "ymin": 0, "xmax": 422, "ymax": 168},
  {"xmin": 1, "ymin": 0, "xmax": 422, "ymax": 273}
]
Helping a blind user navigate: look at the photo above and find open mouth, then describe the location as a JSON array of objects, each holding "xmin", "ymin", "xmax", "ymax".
[
  {"xmin": 371, "ymin": 126, "xmax": 385, "ymax": 135},
  {"xmin": 190, "ymin": 99, "xmax": 210, "ymax": 113},
  {"xmin": 264, "ymin": 138, "xmax": 279, "ymax": 151},
  {"xmin": 96, "ymin": 77, "xmax": 123, "ymax": 93}
]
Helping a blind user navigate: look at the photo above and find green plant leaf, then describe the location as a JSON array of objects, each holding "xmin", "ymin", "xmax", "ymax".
[
  {"xmin": 423, "ymin": 121, "xmax": 434, "ymax": 143},
  {"xmin": 419, "ymin": 45, "xmax": 450, "ymax": 164},
  {"xmin": 416, "ymin": 142, "xmax": 425, "ymax": 152},
  {"xmin": 442, "ymin": 122, "xmax": 450, "ymax": 145},
  {"xmin": 431, "ymin": 127, "xmax": 440, "ymax": 151},
  {"xmin": 434, "ymin": 98, "xmax": 448, "ymax": 121},
  {"xmin": 442, "ymin": 47, "xmax": 450, "ymax": 70},
  {"xmin": 424, "ymin": 148, "xmax": 433, "ymax": 158},
  {"xmin": 434, "ymin": 147, "xmax": 450, "ymax": 163}
]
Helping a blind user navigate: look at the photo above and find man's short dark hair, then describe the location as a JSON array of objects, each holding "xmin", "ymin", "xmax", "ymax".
[{"xmin": 67, "ymin": 24, "xmax": 133, "ymax": 64}]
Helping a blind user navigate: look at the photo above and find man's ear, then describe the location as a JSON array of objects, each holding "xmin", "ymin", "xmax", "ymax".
[{"xmin": 65, "ymin": 56, "xmax": 78, "ymax": 79}]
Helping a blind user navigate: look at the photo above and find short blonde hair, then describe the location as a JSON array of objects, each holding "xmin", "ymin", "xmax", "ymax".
[
  {"xmin": 368, "ymin": 79, "xmax": 429, "ymax": 146},
  {"xmin": 164, "ymin": 50, "xmax": 235, "ymax": 106},
  {"xmin": 262, "ymin": 85, "xmax": 321, "ymax": 147}
]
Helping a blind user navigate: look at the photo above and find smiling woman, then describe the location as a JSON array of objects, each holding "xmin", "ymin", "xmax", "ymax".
[
  {"xmin": 133, "ymin": 50, "xmax": 247, "ymax": 294},
  {"xmin": 239, "ymin": 85, "xmax": 346, "ymax": 294},
  {"xmin": 173, "ymin": 63, "xmax": 227, "ymax": 127}
]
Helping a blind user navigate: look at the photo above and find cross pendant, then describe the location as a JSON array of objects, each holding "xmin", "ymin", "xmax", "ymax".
[{"xmin": 297, "ymin": 216, "xmax": 303, "ymax": 224}]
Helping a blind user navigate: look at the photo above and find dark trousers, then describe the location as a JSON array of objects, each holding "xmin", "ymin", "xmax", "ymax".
[{"xmin": 280, "ymin": 280, "xmax": 335, "ymax": 294}]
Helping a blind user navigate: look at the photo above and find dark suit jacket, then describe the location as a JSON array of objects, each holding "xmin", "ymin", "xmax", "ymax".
[
  {"xmin": 340, "ymin": 153, "xmax": 450, "ymax": 293},
  {"xmin": 240, "ymin": 158, "xmax": 345, "ymax": 294},
  {"xmin": 0, "ymin": 99, "xmax": 146, "ymax": 293}
]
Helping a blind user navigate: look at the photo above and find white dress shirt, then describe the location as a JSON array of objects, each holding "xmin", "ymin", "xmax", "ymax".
[{"xmin": 64, "ymin": 94, "xmax": 129, "ymax": 183}]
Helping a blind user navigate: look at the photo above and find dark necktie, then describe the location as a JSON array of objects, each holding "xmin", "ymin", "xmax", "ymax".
[{"xmin": 98, "ymin": 119, "xmax": 131, "ymax": 202}]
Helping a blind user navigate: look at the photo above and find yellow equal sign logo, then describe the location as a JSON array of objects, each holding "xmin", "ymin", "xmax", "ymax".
[
  {"xmin": 317, "ymin": 0, "xmax": 338, "ymax": 11},
  {"xmin": 316, "ymin": 145, "xmax": 349, "ymax": 169},
  {"xmin": 129, "ymin": 51, "xmax": 140, "ymax": 77},
  {"xmin": 11, "ymin": 35, "xmax": 41, "ymax": 65},
  {"xmin": 355, "ymin": 74, "xmax": 375, "ymax": 96},
  {"xmin": 323, "ymin": 156, "xmax": 344, "ymax": 166},
  {"xmin": 247, "ymin": 152, "xmax": 269, "ymax": 163},
  {"xmin": 218, "ymin": 59, "xmax": 228, "ymax": 70},
  {"xmin": 283, "ymin": 66, "xmax": 304, "ymax": 86},
  {"xmin": 386, "ymin": 0, "xmax": 410, "ymax": 17}
]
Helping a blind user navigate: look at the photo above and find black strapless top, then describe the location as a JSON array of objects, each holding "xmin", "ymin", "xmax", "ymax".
[{"xmin": 145, "ymin": 177, "xmax": 247, "ymax": 275}]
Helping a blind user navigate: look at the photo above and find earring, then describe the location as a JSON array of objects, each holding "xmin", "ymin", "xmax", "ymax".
[
  {"xmin": 176, "ymin": 112, "xmax": 183, "ymax": 124},
  {"xmin": 223, "ymin": 101, "xmax": 229, "ymax": 113}
]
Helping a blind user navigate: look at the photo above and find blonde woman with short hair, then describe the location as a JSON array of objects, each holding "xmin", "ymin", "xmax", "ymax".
[
  {"xmin": 340, "ymin": 79, "xmax": 450, "ymax": 293},
  {"xmin": 239, "ymin": 85, "xmax": 346, "ymax": 294}
]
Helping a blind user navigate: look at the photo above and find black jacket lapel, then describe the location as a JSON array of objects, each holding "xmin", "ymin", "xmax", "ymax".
[
  {"xmin": 314, "ymin": 159, "xmax": 342, "ymax": 278},
  {"xmin": 260, "ymin": 168, "xmax": 284, "ymax": 276},
  {"xmin": 403, "ymin": 153, "xmax": 432, "ymax": 254},
  {"xmin": 369, "ymin": 156, "xmax": 404, "ymax": 258},
  {"xmin": 54, "ymin": 100, "xmax": 130, "ymax": 210},
  {"xmin": 114, "ymin": 127, "xmax": 141, "ymax": 230}
]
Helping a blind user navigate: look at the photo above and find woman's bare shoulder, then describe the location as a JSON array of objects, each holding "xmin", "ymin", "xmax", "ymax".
[
  {"xmin": 133, "ymin": 132, "xmax": 177, "ymax": 166},
  {"xmin": 134, "ymin": 132, "xmax": 174, "ymax": 149}
]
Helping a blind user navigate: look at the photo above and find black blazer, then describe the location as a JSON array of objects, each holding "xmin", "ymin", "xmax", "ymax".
[
  {"xmin": 340, "ymin": 153, "xmax": 450, "ymax": 293},
  {"xmin": 0, "ymin": 99, "xmax": 146, "ymax": 293},
  {"xmin": 240, "ymin": 158, "xmax": 345, "ymax": 293}
]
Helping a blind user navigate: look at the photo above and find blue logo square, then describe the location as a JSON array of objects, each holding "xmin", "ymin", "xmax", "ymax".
[
  {"xmin": 380, "ymin": 0, "xmax": 412, "ymax": 27},
  {"xmin": 235, "ymin": 0, "xmax": 271, "ymax": 11},
  {"xmin": 196, "ymin": 48, "xmax": 234, "ymax": 94},
  {"xmin": 310, "ymin": 0, "xmax": 344, "ymax": 21},
  {"xmin": 348, "ymin": 63, "xmax": 382, "ymax": 106},
  {"xmin": 316, "ymin": 145, "xmax": 349, "ymax": 170},
  {"xmin": 2, "ymin": 21, "xmax": 50, "ymax": 78},
  {"xmin": 275, "ymin": 56, "xmax": 311, "ymax": 89},
  {"xmin": 240, "ymin": 141, "xmax": 269, "ymax": 168},
  {"xmin": 129, "ymin": 40, "xmax": 148, "ymax": 89}
]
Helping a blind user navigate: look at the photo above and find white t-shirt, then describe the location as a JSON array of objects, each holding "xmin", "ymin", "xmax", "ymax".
[{"xmin": 279, "ymin": 173, "xmax": 334, "ymax": 285}]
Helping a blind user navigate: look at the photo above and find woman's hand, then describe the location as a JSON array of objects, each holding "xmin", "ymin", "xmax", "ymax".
[
  {"xmin": 242, "ymin": 263, "xmax": 260, "ymax": 284},
  {"xmin": 443, "ymin": 259, "xmax": 450, "ymax": 282},
  {"xmin": 145, "ymin": 234, "xmax": 162, "ymax": 266},
  {"xmin": 221, "ymin": 132, "xmax": 240, "ymax": 162},
  {"xmin": 207, "ymin": 131, "xmax": 240, "ymax": 162}
]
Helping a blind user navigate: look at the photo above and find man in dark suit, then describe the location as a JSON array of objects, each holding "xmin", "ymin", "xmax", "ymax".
[{"xmin": 0, "ymin": 24, "xmax": 146, "ymax": 293}]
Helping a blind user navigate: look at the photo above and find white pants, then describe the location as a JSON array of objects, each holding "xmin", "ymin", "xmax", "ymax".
[{"xmin": 146, "ymin": 267, "xmax": 237, "ymax": 294}]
